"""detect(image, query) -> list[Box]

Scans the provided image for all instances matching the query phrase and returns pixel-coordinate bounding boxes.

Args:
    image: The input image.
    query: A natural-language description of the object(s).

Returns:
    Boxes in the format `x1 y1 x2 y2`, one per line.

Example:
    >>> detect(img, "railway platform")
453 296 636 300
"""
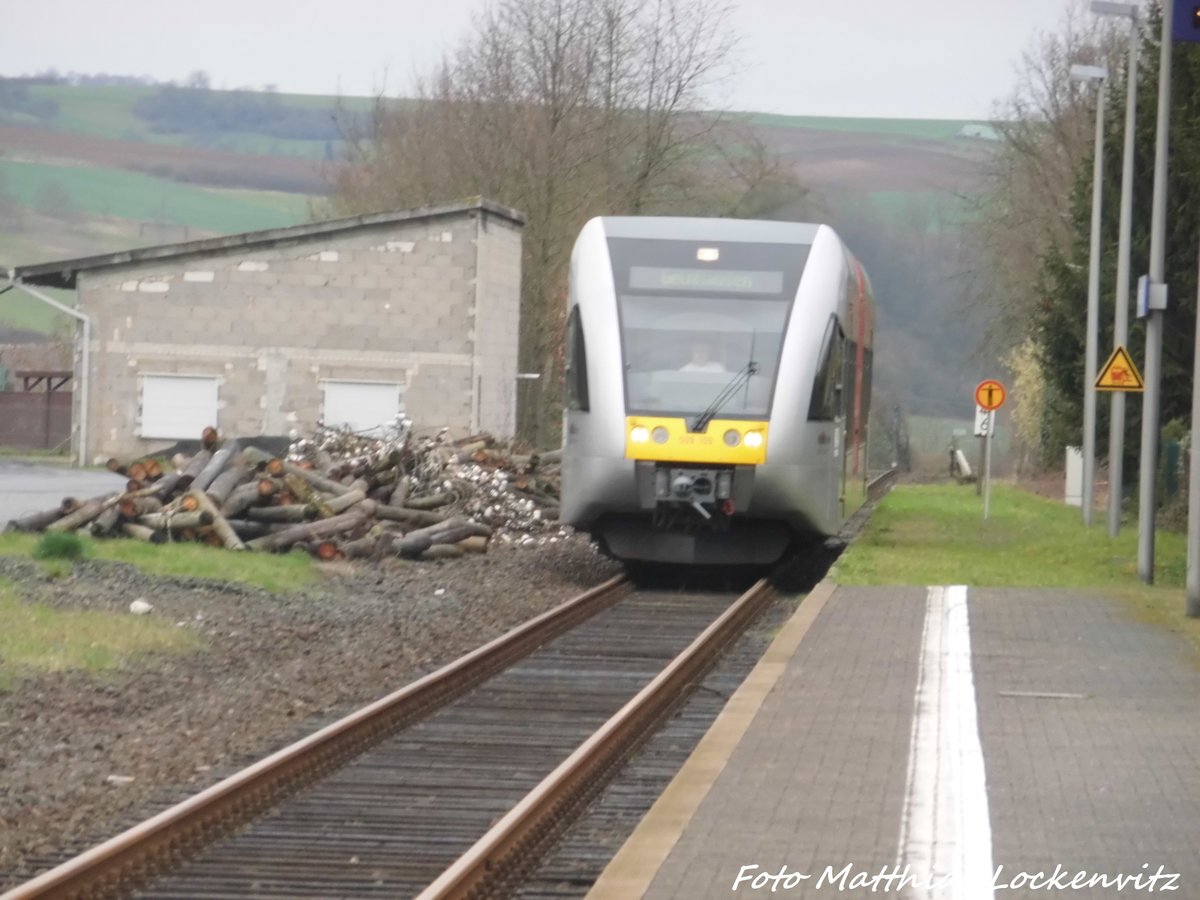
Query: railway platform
588 582 1200 898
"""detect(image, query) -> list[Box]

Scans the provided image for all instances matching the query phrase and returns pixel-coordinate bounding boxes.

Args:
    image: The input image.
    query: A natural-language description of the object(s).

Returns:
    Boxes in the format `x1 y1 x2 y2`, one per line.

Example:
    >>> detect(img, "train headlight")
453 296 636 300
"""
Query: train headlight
723 429 741 447
652 426 669 444
745 430 764 449
630 426 650 443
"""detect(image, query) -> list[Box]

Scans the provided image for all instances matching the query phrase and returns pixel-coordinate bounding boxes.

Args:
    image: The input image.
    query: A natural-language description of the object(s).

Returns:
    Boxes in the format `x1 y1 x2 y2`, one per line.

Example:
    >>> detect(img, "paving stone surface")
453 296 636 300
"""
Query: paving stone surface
634 586 1200 899
644 586 925 899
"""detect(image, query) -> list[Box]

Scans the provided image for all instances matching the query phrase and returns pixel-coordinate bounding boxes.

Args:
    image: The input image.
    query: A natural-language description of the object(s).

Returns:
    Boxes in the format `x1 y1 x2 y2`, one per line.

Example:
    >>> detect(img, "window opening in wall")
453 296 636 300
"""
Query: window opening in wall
320 380 404 436
139 374 219 439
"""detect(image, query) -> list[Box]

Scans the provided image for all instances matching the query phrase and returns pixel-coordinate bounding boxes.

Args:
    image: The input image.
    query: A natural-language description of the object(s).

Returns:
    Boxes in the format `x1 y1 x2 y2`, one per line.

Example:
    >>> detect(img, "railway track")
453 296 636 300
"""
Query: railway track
7 469 896 900
518 467 898 898
6 578 773 899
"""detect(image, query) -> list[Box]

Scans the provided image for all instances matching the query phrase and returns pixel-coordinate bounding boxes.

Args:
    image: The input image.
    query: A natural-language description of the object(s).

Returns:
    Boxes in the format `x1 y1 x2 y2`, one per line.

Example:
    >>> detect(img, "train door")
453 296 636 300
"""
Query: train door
810 313 847 526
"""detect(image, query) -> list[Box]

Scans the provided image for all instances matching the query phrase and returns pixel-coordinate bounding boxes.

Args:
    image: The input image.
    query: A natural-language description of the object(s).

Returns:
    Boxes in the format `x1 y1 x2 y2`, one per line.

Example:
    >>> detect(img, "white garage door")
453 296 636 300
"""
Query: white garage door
321 380 403 435
140 374 219 440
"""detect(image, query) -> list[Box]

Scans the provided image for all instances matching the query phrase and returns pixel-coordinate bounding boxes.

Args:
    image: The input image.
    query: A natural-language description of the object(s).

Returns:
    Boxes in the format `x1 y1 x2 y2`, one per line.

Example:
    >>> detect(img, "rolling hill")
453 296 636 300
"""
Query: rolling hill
0 78 999 425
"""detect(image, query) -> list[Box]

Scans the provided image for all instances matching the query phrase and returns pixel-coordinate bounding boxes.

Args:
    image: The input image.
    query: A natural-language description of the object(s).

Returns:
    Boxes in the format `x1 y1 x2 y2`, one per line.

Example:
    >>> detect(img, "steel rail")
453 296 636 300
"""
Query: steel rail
417 576 776 899
3 575 630 900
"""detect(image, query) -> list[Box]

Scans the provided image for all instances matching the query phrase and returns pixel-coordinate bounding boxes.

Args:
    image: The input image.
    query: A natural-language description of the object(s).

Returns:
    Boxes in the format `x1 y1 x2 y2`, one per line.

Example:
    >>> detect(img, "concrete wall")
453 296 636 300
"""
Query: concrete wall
75 207 522 462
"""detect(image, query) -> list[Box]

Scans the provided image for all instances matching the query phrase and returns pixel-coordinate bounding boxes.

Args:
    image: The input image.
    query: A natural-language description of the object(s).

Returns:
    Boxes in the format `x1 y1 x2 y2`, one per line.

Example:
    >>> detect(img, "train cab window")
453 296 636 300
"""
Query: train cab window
565 305 590 411
809 315 845 421
609 238 809 419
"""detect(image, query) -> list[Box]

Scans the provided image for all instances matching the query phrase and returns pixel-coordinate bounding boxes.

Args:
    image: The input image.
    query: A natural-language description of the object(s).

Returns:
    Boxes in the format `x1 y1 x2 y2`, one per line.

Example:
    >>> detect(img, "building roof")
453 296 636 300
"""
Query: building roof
9 197 525 290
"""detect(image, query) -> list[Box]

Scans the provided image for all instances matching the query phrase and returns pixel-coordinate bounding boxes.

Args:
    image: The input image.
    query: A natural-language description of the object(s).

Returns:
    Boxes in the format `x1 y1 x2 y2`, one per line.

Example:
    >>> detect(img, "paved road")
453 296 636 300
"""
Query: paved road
0 462 127 525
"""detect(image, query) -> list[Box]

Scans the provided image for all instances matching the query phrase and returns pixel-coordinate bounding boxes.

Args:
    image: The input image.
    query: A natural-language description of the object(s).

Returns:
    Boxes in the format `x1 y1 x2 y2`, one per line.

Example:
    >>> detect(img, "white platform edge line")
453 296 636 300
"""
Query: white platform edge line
898 585 995 899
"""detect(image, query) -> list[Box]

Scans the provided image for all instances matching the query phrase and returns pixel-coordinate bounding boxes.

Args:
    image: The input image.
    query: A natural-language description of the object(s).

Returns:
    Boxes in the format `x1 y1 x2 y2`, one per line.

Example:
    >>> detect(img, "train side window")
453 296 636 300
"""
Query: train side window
566 305 590 411
809 315 845 421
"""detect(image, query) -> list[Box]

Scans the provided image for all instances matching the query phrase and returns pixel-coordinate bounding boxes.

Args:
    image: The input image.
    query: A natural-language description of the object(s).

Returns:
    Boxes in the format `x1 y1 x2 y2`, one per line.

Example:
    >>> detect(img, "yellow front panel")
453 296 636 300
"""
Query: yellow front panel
625 416 768 465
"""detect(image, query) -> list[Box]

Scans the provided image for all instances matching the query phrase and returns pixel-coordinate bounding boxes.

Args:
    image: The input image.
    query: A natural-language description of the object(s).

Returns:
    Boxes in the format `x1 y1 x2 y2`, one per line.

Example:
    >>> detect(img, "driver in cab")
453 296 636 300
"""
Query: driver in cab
680 340 726 373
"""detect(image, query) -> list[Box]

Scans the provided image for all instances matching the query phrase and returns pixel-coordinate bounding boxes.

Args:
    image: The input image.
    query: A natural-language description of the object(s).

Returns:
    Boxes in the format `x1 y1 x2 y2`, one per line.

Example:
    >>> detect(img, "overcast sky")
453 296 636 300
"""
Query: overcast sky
6 0 1077 120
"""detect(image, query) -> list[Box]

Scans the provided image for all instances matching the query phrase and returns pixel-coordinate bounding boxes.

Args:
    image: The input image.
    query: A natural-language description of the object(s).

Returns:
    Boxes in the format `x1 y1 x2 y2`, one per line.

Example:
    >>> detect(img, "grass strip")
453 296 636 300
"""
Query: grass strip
0 577 199 689
835 482 1200 649
0 532 314 594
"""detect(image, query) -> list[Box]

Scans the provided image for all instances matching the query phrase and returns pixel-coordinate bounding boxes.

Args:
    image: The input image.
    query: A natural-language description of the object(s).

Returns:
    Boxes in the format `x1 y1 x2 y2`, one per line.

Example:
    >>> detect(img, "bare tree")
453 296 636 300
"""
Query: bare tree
327 0 796 441
963 0 1126 355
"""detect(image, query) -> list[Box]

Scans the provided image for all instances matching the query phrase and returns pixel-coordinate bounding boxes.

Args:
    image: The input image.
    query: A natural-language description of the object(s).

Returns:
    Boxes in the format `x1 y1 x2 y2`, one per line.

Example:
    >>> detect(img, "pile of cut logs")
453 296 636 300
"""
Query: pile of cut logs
5 425 563 562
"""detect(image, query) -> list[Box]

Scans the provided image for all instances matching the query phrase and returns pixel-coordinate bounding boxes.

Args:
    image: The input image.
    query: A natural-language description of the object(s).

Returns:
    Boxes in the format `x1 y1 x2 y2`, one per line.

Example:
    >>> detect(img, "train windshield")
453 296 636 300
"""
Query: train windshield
608 238 810 419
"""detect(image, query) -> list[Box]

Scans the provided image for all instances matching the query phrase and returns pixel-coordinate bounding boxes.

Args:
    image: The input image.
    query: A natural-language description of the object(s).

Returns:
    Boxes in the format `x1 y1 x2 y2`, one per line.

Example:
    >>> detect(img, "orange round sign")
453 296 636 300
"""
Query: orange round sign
975 379 1007 411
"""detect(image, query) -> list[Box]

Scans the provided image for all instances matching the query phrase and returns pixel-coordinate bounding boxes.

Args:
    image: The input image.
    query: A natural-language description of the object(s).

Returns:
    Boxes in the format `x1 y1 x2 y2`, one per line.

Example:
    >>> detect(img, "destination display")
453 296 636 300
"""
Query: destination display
629 266 784 295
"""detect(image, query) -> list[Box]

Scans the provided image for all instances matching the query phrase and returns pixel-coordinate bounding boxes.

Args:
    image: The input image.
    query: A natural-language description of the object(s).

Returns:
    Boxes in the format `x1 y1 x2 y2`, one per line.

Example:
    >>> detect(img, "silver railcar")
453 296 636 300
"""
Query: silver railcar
560 216 874 565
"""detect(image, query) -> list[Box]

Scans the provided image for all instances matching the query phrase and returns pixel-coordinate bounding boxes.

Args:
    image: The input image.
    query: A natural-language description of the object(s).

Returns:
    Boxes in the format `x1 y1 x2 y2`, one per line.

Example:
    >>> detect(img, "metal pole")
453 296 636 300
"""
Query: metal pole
976 435 984 496
1083 82 1106 527
1108 19 1140 537
1137 0 1173 583
1187 235 1200 615
983 429 993 520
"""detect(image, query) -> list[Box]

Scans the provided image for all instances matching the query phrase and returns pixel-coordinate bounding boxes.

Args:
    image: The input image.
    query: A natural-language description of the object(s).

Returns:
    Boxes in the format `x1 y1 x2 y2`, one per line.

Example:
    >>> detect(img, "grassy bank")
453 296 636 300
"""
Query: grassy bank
835 482 1197 646
0 532 315 594
0 577 198 689
836 483 1186 588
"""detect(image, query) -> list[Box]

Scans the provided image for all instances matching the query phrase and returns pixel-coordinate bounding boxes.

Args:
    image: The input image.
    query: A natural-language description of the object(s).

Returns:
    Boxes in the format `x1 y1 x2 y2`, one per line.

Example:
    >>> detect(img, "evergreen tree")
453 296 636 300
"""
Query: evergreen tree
1034 2 1200 488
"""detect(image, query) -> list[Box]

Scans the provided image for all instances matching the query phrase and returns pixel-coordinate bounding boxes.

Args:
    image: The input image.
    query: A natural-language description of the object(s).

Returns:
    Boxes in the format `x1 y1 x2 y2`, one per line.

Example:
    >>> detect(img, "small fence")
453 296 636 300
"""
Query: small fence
0 370 72 450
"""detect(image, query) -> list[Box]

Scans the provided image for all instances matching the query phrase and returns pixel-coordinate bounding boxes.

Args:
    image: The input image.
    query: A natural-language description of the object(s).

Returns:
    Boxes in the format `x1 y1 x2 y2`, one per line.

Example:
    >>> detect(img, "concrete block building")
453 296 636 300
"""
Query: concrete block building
10 199 524 463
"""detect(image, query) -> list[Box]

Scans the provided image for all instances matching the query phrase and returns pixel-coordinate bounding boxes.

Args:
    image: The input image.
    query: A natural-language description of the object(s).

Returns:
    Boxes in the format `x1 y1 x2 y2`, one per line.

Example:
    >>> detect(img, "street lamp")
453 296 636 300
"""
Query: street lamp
1091 0 1139 538
1070 63 1108 528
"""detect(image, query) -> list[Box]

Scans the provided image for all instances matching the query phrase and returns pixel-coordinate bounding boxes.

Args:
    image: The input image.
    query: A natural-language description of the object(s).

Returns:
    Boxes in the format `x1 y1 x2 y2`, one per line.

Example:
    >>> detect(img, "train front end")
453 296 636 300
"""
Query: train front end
561 217 855 566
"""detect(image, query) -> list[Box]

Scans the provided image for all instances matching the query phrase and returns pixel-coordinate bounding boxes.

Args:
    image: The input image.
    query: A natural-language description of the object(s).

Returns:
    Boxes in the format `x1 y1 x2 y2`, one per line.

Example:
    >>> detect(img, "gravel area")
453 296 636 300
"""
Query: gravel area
0 534 620 889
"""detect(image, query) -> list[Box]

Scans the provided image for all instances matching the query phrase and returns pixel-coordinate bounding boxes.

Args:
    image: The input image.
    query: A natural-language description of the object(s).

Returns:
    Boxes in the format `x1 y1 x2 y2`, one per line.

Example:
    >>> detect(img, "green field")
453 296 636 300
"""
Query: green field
14 83 985 155
0 155 314 338
740 112 989 140
0 160 310 233
17 84 155 138
16 84 375 158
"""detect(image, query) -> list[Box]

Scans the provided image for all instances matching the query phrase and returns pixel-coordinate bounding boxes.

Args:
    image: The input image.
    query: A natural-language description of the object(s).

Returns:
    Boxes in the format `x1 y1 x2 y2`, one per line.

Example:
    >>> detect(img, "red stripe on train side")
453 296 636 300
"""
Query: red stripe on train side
852 258 867 477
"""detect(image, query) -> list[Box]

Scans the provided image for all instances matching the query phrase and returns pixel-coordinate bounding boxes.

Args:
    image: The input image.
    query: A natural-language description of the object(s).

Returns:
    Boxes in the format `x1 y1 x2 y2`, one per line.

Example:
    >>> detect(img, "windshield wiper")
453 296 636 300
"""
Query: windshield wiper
691 361 758 433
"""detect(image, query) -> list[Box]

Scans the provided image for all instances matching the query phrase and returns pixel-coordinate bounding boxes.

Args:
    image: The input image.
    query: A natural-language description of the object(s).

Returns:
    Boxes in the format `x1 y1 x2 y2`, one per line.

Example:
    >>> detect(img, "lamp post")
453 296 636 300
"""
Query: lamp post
1091 0 1140 538
1171 0 1200 612
1136 0 1174 583
1070 63 1108 528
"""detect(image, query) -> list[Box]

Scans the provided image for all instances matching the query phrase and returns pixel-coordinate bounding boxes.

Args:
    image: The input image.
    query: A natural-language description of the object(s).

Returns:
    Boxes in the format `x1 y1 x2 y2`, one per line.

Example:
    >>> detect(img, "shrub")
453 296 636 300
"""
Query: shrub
32 532 85 562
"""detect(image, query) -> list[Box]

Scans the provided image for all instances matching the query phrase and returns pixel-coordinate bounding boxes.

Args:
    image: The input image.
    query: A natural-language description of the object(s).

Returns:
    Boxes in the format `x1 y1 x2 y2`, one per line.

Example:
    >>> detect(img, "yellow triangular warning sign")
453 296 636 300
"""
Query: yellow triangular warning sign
1095 345 1144 392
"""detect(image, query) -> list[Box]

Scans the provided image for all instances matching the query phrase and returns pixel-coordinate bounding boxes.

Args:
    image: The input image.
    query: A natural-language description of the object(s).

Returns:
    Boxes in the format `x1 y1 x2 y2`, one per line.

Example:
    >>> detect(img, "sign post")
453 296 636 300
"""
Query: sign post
974 380 1006 520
